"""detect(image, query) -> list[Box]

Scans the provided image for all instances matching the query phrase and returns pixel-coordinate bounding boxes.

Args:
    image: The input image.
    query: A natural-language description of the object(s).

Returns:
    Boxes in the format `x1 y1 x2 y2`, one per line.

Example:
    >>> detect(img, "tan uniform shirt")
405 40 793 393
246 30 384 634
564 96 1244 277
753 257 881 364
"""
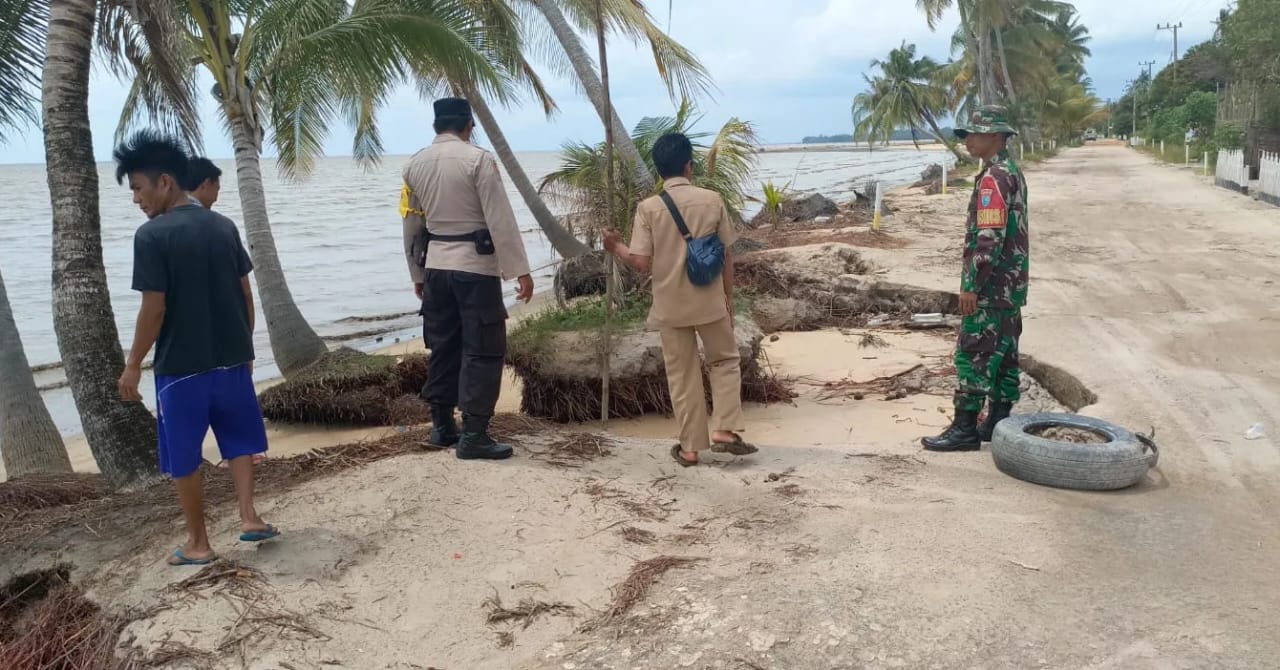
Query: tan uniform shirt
402 134 531 283
629 177 739 328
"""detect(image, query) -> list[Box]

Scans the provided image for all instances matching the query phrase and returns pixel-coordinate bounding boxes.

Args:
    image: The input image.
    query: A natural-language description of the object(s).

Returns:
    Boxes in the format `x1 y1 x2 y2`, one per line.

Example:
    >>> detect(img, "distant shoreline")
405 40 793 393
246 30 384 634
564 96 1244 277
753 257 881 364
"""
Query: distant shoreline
0 141 949 167
760 140 948 154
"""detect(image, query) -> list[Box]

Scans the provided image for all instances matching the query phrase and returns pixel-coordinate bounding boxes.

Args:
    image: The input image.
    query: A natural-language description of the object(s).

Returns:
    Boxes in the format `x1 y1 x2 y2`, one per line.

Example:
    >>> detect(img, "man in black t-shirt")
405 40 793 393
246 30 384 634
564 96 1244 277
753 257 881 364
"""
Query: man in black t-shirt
115 131 278 566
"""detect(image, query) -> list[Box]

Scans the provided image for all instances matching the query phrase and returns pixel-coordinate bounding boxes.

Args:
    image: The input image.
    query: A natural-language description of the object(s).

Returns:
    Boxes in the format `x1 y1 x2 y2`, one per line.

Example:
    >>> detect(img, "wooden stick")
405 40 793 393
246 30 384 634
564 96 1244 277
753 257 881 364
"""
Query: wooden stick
596 0 615 428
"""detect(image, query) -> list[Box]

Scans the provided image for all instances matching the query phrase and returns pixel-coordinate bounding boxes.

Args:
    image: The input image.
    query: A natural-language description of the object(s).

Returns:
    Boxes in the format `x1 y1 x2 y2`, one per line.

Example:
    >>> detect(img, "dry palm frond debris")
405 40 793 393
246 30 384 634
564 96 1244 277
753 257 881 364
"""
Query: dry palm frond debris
580 556 704 631
169 560 264 601
525 432 615 468
858 332 888 348
482 592 574 629
0 567 139 670
817 363 954 402
619 526 657 545
0 474 109 520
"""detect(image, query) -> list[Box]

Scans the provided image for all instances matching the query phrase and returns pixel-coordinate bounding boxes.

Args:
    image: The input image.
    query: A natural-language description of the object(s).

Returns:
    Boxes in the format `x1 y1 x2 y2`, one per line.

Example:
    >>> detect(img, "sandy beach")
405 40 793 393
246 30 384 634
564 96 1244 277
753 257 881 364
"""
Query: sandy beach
5 144 1280 668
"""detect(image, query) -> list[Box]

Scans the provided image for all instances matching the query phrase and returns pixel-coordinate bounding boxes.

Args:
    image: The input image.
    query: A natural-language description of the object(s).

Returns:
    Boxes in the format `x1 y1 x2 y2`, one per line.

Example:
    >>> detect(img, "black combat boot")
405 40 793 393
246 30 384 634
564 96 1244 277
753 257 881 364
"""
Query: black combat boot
429 404 459 447
456 414 514 460
922 409 983 452
978 401 1014 442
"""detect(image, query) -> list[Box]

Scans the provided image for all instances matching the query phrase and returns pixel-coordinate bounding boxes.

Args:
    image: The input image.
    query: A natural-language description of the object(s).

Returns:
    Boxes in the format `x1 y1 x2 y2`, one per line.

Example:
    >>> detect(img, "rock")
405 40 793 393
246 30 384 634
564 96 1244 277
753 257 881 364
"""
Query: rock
731 237 769 255
780 193 839 221
913 164 944 187
752 297 825 333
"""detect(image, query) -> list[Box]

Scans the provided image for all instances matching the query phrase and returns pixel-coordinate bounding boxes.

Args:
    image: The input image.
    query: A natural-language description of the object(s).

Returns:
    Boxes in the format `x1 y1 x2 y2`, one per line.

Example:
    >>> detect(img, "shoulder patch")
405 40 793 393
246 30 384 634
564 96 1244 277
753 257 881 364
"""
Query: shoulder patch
975 174 1007 230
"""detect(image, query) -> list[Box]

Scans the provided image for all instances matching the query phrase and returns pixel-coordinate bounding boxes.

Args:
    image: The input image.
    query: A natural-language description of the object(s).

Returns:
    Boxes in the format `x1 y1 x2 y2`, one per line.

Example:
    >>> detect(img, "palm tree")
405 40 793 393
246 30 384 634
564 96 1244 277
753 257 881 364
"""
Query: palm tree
434 1 591 259
0 266 71 478
539 101 758 240
525 0 712 195
919 0 1000 104
44 0 163 489
114 0 507 376
851 43 967 162
0 1 71 478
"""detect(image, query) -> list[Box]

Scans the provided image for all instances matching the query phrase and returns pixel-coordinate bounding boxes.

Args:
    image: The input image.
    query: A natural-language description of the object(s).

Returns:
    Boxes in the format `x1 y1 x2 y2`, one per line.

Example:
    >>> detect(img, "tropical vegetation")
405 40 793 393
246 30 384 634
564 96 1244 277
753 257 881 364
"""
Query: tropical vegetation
539 101 759 242
854 1 1107 156
109 0 523 376
1112 0 1280 164
851 42 966 162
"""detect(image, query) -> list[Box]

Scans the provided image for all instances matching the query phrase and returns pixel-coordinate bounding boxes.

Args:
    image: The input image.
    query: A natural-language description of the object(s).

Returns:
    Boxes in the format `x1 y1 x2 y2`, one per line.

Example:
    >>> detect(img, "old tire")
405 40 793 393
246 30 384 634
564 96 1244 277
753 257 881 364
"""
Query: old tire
991 413 1158 491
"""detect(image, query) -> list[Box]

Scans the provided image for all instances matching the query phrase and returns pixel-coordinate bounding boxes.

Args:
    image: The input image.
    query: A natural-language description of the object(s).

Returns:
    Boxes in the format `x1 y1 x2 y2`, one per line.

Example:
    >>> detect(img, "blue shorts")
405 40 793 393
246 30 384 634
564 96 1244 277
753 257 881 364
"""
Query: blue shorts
156 364 268 478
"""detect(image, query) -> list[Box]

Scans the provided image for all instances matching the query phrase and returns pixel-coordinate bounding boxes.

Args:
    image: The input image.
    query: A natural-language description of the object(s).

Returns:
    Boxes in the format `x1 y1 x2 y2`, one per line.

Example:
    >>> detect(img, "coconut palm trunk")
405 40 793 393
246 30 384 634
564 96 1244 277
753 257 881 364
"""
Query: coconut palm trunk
977 26 999 105
227 112 328 376
529 0 656 194
465 86 590 259
0 265 71 478
924 112 969 163
995 28 1017 102
43 0 158 489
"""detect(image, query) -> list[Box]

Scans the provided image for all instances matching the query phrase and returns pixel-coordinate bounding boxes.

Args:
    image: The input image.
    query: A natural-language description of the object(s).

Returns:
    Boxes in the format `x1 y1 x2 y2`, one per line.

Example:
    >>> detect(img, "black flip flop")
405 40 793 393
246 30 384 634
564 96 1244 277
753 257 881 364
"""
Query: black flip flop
670 444 698 467
710 435 759 456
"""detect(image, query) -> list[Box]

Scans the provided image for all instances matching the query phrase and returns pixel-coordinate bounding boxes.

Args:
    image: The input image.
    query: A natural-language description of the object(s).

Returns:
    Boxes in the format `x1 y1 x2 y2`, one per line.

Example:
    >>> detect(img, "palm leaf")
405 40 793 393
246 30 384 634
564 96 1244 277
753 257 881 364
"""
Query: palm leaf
0 0 44 140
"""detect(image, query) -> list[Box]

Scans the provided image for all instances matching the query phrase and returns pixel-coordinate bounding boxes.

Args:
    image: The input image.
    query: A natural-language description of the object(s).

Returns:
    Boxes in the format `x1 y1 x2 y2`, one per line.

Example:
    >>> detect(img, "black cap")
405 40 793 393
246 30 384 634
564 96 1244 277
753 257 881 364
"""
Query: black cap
433 97 472 120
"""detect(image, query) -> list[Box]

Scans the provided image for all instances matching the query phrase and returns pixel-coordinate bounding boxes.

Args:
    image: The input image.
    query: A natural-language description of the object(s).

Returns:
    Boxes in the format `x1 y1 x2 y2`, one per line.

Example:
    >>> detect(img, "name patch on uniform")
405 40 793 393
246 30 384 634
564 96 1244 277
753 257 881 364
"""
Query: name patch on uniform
975 175 1007 230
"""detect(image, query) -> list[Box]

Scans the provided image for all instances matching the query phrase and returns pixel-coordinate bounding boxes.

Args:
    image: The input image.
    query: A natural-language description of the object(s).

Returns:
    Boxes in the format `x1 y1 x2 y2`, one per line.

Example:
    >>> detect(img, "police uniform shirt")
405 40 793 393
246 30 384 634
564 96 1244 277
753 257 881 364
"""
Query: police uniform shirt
401 135 531 283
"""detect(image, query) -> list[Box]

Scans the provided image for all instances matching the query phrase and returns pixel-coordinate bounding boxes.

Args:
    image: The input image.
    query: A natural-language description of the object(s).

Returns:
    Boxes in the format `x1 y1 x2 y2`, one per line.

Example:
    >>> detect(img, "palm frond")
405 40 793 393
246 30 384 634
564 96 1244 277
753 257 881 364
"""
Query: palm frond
540 102 760 233
0 0 44 140
98 0 204 150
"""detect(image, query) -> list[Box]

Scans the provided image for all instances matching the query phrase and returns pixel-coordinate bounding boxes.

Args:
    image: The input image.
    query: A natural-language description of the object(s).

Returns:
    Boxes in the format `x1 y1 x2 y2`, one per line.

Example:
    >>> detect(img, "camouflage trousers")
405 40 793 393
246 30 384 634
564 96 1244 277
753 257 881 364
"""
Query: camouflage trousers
954 307 1022 412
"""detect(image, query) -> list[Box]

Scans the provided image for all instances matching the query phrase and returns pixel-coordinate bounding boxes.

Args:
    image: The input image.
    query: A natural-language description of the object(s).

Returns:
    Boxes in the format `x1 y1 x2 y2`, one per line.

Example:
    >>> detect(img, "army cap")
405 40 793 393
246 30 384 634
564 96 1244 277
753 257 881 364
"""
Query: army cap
954 105 1017 138
433 97 472 121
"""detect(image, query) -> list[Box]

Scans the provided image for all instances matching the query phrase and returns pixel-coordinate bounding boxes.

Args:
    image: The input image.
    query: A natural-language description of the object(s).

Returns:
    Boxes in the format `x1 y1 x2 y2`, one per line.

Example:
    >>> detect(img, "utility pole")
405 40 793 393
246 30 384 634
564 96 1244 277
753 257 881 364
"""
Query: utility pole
1126 79 1138 138
1157 22 1183 77
1139 60 1155 81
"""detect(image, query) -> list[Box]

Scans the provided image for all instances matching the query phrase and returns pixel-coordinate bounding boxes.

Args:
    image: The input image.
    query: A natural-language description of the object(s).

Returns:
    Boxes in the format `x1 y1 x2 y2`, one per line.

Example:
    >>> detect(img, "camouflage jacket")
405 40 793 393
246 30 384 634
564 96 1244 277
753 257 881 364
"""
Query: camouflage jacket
962 149 1029 308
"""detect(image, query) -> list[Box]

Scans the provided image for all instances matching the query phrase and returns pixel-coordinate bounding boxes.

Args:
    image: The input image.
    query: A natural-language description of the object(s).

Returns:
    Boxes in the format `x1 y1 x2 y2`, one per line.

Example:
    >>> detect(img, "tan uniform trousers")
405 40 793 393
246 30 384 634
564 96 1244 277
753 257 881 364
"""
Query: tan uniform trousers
659 316 745 453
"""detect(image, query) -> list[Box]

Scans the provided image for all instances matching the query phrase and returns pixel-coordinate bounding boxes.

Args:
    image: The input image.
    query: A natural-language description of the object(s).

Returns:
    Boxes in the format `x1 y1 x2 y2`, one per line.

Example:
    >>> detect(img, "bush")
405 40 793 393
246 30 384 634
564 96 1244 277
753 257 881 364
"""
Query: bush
1212 123 1245 152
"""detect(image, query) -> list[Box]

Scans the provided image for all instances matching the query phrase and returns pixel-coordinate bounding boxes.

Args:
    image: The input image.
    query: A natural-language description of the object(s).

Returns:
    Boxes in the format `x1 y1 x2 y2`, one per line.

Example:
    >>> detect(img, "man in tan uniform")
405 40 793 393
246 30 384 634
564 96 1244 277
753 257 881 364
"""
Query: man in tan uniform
402 97 533 460
604 133 757 466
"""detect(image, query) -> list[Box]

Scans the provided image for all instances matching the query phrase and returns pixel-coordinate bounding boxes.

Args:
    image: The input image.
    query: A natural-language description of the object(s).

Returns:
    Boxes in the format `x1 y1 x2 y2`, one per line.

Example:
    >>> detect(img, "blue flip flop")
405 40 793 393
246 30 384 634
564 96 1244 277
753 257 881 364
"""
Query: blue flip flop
239 524 280 543
168 548 215 566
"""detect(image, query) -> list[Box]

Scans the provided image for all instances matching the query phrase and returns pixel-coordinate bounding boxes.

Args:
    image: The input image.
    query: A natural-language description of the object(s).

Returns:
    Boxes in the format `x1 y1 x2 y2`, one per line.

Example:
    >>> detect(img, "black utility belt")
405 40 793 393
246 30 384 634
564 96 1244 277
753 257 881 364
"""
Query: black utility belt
412 228 496 267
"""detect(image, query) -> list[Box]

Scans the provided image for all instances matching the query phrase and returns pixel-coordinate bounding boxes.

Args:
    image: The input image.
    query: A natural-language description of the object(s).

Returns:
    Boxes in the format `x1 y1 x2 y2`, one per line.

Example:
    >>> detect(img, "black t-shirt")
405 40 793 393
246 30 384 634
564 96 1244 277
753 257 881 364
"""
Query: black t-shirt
131 205 255 376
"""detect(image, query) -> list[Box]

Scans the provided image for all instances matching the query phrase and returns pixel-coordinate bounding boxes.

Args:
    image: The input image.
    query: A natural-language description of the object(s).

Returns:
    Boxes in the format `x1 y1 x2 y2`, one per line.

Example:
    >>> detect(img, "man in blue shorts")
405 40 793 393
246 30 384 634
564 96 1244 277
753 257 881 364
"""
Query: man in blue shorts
115 131 277 566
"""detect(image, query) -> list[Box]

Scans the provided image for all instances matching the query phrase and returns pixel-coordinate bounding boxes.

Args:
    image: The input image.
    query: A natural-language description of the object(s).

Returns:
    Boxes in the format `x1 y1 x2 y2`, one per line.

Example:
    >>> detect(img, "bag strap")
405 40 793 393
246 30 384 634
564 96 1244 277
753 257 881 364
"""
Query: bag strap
658 191 693 240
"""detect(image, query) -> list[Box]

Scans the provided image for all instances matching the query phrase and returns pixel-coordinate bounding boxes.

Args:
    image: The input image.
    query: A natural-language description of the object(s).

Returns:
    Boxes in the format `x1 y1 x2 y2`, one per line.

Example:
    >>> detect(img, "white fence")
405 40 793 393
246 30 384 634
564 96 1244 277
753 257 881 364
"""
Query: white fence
1215 149 1249 194
1129 136 1143 147
1260 151 1280 207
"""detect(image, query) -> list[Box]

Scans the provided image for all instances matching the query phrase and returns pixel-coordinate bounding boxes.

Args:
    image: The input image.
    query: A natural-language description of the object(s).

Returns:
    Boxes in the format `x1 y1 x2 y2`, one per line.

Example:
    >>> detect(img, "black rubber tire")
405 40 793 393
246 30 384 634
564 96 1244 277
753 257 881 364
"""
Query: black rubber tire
990 413 1158 491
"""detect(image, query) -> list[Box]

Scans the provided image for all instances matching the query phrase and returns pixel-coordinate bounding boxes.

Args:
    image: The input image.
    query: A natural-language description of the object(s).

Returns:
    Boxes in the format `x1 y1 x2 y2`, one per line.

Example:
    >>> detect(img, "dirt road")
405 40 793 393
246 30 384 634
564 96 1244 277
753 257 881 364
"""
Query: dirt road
13 145 1280 669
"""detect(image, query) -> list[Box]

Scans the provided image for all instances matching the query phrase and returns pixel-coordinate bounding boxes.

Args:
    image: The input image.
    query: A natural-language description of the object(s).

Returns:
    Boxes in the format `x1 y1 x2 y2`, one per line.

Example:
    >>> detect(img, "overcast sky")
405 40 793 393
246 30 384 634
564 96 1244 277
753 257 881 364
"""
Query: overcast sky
0 0 1232 164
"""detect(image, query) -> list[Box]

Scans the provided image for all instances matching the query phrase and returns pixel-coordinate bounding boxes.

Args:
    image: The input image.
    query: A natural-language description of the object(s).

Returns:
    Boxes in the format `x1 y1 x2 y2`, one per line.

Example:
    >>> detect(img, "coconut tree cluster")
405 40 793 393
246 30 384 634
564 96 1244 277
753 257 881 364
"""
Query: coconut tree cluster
0 0 710 489
853 1 1106 152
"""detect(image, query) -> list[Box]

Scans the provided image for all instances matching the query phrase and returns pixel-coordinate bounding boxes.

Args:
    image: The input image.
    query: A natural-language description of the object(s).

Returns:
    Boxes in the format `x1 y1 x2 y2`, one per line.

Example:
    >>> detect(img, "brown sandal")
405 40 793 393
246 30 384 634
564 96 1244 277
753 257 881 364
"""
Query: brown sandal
670 444 698 467
710 435 759 456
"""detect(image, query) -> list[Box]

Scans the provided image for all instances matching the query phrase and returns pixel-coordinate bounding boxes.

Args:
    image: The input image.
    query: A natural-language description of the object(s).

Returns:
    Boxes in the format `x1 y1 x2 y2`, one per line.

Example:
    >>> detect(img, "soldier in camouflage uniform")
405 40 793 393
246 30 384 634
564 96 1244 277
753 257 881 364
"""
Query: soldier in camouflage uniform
923 105 1030 452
